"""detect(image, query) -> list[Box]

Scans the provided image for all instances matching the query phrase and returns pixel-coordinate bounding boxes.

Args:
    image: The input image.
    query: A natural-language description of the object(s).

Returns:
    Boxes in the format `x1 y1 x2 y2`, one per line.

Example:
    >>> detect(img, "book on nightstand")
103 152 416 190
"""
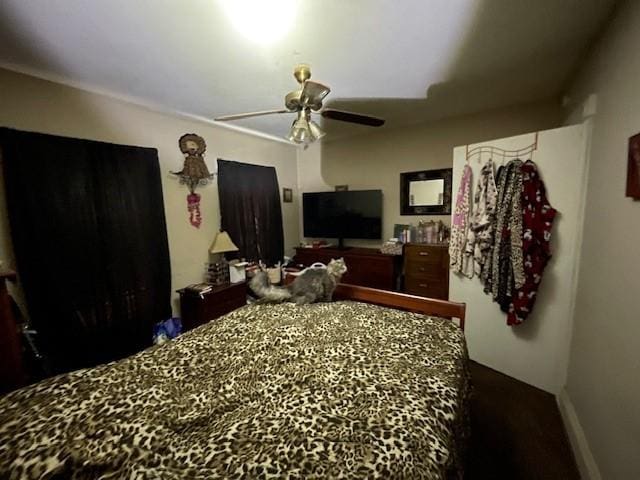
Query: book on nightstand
185 283 213 297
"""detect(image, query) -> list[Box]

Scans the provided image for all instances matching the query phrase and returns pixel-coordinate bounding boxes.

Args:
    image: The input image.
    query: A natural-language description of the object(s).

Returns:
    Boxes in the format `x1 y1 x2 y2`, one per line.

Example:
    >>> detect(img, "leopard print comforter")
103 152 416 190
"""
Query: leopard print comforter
0 301 469 479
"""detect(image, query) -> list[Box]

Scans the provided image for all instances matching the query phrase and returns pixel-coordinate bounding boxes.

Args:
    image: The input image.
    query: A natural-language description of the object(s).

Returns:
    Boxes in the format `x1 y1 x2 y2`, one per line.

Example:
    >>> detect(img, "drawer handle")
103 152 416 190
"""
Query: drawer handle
419 283 428 288
419 267 426 272
418 252 429 256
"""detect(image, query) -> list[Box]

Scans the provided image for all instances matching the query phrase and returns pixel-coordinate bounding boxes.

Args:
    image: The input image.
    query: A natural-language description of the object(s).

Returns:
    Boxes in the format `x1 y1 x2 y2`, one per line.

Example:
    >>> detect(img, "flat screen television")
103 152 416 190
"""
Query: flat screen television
303 190 382 248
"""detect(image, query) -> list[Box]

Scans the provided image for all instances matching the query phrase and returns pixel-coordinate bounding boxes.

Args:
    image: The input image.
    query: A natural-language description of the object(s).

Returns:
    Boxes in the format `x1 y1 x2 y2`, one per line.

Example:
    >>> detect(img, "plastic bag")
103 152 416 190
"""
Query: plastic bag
153 317 183 345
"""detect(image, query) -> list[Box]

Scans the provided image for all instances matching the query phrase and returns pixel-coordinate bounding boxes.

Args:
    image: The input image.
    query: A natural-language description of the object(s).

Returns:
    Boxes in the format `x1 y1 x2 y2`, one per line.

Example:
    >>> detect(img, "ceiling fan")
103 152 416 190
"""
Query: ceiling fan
214 64 385 144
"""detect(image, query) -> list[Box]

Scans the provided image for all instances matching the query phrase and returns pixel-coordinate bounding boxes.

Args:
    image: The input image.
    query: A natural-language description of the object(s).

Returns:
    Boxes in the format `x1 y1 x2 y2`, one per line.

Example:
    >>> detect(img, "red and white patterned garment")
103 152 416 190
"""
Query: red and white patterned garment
508 160 557 325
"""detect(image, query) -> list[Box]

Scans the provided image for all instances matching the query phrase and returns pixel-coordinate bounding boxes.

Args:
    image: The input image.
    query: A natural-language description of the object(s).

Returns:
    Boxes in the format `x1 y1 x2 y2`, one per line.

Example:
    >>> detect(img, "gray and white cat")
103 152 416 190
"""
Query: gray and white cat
250 258 347 305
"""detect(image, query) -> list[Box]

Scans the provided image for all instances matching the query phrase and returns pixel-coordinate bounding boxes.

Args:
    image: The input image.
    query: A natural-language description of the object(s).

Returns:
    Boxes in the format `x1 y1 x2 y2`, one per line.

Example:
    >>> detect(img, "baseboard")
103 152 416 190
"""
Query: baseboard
557 389 602 480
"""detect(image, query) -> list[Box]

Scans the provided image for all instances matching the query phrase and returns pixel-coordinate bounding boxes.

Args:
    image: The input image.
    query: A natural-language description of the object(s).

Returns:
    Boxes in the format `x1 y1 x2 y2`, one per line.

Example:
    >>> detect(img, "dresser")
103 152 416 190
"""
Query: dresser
177 282 246 332
294 247 400 291
403 244 449 300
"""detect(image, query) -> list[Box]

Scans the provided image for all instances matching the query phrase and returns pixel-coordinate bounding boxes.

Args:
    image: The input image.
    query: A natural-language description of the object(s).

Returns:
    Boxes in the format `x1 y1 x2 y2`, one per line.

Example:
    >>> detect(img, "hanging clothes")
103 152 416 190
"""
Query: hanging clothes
464 159 498 283
461 228 475 279
490 159 525 310
507 160 557 325
449 164 472 274
483 164 505 294
460 184 475 279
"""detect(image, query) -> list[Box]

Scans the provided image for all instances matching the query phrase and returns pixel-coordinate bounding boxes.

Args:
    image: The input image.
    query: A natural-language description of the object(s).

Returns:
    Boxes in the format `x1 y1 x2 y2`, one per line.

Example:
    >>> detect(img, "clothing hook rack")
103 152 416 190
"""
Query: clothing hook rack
466 132 538 164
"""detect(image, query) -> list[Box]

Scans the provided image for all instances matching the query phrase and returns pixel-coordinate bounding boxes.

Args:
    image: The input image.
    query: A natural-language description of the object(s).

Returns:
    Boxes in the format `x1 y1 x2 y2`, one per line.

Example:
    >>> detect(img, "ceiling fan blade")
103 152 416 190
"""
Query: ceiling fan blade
321 109 385 127
215 109 290 121
301 81 330 110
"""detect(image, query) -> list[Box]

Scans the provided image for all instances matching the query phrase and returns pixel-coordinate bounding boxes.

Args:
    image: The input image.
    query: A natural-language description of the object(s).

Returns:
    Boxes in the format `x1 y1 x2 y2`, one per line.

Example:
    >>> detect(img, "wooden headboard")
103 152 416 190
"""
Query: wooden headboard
334 283 466 331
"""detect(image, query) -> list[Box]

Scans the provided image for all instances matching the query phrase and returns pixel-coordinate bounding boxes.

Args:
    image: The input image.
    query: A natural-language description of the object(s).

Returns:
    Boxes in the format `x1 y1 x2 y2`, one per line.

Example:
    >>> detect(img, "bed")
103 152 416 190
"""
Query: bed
0 284 468 479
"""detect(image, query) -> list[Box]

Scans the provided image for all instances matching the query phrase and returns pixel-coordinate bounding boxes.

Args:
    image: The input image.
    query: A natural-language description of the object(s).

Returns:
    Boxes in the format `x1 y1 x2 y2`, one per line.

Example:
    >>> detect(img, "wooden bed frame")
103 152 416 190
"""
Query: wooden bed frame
334 283 466 331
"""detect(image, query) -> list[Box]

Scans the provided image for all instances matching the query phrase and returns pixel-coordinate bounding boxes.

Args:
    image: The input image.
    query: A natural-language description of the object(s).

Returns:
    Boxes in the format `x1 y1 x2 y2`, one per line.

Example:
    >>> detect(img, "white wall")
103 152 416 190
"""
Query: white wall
559 1 640 478
0 68 299 315
311 101 563 246
450 125 588 394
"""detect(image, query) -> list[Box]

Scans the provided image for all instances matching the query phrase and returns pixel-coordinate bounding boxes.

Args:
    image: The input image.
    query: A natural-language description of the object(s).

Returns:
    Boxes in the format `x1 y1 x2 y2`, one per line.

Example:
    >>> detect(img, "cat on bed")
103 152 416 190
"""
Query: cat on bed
250 258 347 305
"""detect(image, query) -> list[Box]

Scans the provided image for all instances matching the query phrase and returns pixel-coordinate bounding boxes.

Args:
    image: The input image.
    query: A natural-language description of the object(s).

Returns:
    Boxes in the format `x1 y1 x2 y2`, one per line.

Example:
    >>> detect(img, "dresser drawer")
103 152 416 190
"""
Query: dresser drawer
405 245 446 264
344 257 395 289
295 250 333 265
405 260 445 280
405 277 448 300
294 247 398 291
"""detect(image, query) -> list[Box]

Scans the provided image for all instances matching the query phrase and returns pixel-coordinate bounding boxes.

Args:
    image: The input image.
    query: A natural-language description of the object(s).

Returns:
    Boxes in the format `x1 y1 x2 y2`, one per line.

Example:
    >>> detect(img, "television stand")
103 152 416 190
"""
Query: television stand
335 238 352 250
294 246 400 291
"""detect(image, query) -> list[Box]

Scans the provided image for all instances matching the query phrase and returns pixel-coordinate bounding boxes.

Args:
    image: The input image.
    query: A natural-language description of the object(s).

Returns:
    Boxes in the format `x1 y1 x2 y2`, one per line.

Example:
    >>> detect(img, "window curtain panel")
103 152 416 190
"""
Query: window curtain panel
217 159 284 265
1 128 171 374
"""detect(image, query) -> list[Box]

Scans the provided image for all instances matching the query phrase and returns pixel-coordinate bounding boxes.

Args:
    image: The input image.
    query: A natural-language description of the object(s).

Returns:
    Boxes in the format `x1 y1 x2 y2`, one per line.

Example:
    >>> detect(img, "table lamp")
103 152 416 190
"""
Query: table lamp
208 231 239 285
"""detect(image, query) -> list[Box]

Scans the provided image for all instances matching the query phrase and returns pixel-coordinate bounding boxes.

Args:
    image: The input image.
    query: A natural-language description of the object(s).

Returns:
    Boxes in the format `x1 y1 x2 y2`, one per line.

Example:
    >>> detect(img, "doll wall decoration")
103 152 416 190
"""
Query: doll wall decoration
172 134 214 228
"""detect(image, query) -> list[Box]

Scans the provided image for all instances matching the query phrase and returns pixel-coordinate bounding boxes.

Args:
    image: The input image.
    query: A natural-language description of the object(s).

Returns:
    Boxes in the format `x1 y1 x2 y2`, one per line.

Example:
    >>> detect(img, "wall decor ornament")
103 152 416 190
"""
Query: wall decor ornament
172 134 214 228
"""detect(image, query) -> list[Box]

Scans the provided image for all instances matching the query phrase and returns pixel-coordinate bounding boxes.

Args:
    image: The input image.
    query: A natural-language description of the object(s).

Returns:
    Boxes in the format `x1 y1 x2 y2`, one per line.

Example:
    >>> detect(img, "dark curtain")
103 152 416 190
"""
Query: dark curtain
217 159 284 265
1 128 171 374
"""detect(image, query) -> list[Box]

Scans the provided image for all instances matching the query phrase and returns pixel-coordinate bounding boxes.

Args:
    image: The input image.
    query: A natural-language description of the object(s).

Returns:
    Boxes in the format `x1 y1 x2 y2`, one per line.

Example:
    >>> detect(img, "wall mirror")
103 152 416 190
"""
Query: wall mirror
400 168 452 215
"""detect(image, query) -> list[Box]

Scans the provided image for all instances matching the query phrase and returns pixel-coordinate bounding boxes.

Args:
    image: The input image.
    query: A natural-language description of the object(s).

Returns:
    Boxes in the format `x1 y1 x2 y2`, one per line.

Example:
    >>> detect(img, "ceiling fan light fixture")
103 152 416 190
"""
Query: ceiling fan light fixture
287 118 310 144
219 0 298 45
308 120 326 140
215 65 385 141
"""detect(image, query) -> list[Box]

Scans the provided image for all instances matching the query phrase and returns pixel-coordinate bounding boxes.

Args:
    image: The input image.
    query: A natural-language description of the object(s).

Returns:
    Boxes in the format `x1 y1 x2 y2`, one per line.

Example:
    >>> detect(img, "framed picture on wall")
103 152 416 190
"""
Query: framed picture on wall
282 187 293 203
627 133 640 199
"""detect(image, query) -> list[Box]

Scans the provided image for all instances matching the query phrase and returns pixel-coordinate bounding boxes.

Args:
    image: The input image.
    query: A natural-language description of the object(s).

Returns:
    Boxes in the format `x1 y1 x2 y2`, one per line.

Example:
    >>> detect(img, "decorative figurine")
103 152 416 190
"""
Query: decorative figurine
172 133 214 228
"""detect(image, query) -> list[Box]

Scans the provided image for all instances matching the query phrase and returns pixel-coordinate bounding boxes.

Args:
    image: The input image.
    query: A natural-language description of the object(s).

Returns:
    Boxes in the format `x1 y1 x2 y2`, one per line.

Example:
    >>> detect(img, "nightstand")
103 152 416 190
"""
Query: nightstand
177 282 246 332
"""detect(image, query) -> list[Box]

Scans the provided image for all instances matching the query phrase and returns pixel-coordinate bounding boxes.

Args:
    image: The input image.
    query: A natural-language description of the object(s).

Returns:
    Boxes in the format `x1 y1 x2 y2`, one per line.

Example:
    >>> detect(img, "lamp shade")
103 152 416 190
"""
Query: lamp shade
209 231 239 254
308 120 326 140
287 117 310 144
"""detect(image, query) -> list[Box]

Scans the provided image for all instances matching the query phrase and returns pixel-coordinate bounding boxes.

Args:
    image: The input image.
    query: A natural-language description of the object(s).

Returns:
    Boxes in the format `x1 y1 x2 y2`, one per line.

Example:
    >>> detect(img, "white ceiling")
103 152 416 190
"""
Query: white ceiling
0 0 617 142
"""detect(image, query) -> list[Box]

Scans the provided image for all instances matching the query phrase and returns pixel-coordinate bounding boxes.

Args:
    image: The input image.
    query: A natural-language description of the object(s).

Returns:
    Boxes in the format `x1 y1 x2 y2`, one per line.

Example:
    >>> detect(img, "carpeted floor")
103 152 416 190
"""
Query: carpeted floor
466 361 580 479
